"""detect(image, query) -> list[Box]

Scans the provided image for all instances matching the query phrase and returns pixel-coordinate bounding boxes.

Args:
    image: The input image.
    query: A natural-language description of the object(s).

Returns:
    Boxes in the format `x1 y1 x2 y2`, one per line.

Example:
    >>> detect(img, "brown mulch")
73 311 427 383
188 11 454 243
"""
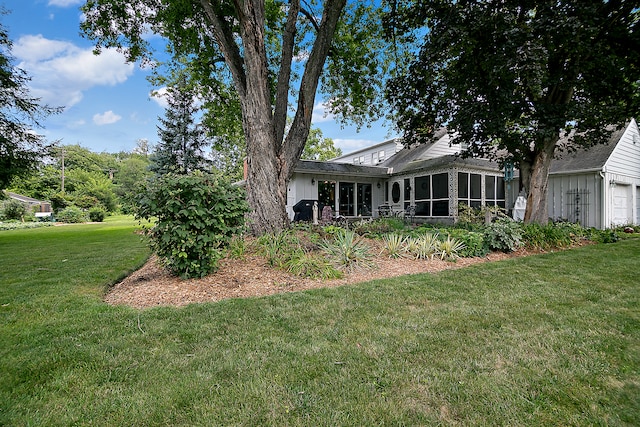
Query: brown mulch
106 238 541 309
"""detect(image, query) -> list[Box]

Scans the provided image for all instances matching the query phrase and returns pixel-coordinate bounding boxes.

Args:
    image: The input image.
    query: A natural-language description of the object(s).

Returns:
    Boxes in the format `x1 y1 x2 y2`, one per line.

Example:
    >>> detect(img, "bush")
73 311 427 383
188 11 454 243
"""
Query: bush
57 206 88 223
0 199 27 221
447 228 489 257
136 172 248 278
88 206 107 222
484 219 523 252
320 229 374 271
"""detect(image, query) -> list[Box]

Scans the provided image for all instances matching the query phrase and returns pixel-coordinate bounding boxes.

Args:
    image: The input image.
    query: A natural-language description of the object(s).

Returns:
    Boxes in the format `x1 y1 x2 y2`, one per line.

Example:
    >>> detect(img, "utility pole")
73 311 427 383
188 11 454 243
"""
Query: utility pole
60 147 65 193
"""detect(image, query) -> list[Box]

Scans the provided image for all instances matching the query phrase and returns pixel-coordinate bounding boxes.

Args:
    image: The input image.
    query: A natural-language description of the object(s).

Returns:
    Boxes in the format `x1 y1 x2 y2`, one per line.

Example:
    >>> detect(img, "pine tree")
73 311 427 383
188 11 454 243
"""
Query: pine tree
150 76 209 176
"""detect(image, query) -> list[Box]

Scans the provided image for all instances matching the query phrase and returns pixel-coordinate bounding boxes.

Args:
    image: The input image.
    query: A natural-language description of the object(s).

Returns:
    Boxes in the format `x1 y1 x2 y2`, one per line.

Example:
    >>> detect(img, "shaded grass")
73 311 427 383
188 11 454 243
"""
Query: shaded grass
0 221 638 426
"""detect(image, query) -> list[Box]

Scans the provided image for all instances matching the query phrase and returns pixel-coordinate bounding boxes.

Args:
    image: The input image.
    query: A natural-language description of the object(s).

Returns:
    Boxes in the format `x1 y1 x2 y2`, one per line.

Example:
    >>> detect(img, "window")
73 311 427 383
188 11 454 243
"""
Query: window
357 183 372 216
485 176 506 208
353 157 359 164
378 150 385 162
404 178 411 209
458 172 482 207
391 182 401 203
339 182 355 216
372 152 378 164
414 173 450 217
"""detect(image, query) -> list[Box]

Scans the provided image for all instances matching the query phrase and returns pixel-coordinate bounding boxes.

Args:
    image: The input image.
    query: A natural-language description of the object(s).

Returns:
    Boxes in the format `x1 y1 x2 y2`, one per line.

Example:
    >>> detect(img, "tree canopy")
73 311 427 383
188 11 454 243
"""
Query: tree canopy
0 11 61 190
386 0 640 223
81 0 392 234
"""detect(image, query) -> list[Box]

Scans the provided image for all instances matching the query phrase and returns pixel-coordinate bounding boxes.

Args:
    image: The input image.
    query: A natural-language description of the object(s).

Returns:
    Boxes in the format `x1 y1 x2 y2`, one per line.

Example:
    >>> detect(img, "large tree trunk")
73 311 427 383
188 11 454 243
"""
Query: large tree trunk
523 137 557 224
201 0 346 235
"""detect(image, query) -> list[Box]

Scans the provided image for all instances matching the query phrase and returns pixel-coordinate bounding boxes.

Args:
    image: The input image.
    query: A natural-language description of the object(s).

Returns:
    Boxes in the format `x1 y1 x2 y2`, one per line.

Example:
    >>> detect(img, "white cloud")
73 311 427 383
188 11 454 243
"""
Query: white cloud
67 119 86 129
13 34 135 108
333 138 377 153
312 101 335 123
150 87 169 108
48 0 84 7
93 110 122 125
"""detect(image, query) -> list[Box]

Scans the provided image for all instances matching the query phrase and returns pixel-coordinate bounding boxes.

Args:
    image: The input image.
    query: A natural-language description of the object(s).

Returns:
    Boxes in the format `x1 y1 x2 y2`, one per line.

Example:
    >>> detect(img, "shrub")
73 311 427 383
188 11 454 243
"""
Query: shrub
56 206 88 223
406 232 440 260
0 199 27 221
320 229 374 271
136 172 248 278
88 206 107 222
447 228 489 257
257 230 303 267
381 233 407 258
352 218 406 237
438 236 466 261
484 218 523 252
284 252 343 279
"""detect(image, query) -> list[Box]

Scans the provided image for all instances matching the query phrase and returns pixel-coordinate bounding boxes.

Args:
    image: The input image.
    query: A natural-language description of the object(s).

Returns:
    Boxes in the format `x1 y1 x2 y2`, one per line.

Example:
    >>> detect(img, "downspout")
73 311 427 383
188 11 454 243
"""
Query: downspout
599 166 607 230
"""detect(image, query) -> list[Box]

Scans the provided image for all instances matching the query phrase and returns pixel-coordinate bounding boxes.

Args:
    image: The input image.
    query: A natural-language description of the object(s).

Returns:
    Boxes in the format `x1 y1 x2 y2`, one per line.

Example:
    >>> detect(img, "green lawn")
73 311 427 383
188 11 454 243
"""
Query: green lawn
1 219 638 426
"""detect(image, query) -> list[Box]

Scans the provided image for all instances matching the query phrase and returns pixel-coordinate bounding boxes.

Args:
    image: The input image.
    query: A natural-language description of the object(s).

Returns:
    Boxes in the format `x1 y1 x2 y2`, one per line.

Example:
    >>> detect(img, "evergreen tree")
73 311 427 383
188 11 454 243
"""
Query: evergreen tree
150 76 209 176
0 10 61 189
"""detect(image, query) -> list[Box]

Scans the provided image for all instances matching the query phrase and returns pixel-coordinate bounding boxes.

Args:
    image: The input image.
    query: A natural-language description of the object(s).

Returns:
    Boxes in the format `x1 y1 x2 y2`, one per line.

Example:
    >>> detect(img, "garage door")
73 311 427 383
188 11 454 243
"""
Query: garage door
612 184 630 226
637 187 640 225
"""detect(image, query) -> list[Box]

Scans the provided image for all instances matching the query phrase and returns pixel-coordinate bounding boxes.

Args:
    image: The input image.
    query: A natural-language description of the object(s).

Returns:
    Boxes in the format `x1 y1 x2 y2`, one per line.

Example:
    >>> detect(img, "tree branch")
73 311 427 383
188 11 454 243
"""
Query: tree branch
274 0 301 146
282 0 346 174
199 0 247 98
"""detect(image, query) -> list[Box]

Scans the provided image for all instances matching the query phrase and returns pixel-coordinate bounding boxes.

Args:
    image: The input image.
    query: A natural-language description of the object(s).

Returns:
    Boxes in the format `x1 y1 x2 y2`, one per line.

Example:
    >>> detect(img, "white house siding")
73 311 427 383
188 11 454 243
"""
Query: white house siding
602 120 640 227
546 173 603 228
417 133 463 161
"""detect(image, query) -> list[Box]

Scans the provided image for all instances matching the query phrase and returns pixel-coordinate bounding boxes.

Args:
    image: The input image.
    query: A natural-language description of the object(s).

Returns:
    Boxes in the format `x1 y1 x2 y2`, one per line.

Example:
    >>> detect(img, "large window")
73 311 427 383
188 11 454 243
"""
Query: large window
414 172 450 217
458 172 482 207
485 175 506 208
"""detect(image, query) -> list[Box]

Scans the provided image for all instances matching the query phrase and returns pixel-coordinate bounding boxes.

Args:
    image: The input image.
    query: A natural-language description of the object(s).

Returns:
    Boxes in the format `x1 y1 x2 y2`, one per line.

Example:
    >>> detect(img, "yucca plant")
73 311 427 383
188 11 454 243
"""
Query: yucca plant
408 232 440 260
320 229 374 271
285 252 343 279
382 233 407 258
438 235 466 261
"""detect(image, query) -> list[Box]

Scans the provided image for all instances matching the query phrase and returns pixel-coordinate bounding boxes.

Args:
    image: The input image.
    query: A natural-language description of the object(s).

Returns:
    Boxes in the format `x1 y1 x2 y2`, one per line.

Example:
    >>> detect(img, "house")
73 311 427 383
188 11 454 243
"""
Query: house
287 119 640 229
287 129 506 223
4 191 53 218
509 119 640 229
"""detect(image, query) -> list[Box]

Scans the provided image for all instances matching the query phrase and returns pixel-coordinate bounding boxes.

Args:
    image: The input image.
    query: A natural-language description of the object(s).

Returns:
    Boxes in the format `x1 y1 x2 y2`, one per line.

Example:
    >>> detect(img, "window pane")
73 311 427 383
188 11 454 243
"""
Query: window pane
433 173 449 199
470 174 481 199
404 178 411 201
415 201 430 216
497 177 505 199
415 176 430 199
357 183 372 216
432 200 449 216
339 182 354 216
485 175 495 199
458 172 468 198
391 182 401 203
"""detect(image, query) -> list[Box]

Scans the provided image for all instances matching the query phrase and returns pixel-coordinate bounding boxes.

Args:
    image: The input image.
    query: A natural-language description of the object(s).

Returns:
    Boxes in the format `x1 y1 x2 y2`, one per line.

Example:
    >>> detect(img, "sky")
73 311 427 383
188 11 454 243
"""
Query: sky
3 0 396 156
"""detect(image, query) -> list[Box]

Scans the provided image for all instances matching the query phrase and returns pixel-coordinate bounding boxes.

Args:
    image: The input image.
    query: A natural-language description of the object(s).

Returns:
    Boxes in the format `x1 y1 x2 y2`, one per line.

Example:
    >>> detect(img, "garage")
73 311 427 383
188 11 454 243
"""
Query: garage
612 184 631 226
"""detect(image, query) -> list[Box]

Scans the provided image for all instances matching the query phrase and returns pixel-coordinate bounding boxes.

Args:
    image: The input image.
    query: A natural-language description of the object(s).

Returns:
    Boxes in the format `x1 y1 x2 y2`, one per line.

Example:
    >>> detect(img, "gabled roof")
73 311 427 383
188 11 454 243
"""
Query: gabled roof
389 154 500 176
5 191 43 204
295 159 389 177
550 126 627 174
380 128 449 170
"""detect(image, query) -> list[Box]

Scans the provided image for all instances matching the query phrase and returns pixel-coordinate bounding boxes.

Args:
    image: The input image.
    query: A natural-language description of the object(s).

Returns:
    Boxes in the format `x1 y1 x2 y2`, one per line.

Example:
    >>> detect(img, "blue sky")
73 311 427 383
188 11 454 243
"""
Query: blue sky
3 0 395 155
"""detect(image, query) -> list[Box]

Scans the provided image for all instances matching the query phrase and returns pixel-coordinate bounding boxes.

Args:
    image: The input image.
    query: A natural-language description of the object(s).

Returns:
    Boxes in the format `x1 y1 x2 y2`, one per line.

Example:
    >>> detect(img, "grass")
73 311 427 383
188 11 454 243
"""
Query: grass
1 219 639 426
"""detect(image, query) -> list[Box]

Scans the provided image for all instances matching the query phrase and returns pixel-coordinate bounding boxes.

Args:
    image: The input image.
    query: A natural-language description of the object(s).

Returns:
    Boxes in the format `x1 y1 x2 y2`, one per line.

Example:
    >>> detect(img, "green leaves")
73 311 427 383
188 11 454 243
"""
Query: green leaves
136 171 248 278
